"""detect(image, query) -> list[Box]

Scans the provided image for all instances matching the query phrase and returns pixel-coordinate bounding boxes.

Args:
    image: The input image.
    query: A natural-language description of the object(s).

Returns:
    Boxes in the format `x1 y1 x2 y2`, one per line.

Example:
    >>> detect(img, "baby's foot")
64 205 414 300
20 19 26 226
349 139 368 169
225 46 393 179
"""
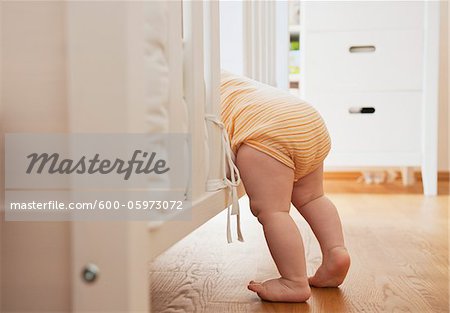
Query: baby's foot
309 246 350 287
247 277 311 302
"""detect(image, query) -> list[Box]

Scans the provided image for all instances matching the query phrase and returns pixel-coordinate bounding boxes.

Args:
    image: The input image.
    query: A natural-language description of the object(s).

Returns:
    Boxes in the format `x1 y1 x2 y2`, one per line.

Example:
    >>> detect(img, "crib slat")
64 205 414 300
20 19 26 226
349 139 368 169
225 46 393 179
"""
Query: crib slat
275 1 289 90
168 1 186 133
183 0 207 199
203 0 222 186
243 1 278 86
243 1 253 78
268 1 276 86
253 2 261 80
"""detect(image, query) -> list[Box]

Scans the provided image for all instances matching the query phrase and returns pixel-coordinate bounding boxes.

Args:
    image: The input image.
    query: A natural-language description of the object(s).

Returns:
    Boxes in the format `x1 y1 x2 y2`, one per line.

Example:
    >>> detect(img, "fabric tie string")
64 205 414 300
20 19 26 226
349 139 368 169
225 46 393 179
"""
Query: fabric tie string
205 114 244 243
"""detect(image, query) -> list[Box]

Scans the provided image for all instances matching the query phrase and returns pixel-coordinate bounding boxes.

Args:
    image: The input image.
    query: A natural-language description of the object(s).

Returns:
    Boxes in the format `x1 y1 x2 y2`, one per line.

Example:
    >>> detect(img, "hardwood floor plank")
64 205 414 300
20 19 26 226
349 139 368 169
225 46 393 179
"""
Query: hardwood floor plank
150 190 449 312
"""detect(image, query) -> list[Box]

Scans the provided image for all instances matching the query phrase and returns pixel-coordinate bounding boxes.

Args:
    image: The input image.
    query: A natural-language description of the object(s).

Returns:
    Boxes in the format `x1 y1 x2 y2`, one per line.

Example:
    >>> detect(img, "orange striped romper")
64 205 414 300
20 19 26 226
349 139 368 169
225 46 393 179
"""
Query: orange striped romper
220 71 331 182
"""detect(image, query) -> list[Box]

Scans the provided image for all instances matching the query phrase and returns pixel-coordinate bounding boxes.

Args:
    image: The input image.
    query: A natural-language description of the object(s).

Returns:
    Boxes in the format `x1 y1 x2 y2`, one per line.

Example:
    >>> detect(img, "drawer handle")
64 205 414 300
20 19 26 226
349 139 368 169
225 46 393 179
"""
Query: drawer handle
349 107 376 114
349 45 376 53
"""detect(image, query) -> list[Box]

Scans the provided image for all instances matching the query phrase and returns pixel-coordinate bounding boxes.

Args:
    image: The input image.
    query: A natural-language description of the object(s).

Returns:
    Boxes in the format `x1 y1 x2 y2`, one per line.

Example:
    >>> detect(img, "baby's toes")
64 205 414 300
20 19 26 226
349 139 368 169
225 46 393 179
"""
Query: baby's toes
249 280 262 285
247 282 264 294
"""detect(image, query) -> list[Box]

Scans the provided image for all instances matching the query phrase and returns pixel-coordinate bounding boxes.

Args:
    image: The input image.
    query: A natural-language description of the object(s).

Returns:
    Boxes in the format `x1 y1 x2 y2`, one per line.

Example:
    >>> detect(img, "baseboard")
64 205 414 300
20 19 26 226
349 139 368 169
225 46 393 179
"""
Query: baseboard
323 171 362 180
324 170 450 182
416 171 449 182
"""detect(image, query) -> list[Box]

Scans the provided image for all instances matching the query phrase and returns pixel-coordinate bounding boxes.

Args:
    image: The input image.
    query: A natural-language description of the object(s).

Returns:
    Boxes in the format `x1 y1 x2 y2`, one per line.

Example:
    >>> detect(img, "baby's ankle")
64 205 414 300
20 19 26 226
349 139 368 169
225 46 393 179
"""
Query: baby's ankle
324 246 348 257
281 276 309 287
309 246 350 287
279 277 312 298
323 246 350 269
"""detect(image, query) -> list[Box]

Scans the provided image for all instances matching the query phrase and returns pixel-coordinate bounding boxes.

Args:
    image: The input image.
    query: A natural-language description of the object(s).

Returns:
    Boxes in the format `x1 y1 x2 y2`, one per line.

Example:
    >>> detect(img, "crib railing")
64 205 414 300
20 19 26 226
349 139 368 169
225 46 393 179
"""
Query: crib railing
67 1 226 312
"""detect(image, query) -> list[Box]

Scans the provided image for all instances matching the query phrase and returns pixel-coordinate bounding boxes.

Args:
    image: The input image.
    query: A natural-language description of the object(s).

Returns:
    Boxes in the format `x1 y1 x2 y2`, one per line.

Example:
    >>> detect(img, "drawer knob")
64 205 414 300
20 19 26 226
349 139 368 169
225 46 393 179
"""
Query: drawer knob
349 45 376 53
82 263 99 283
349 107 375 114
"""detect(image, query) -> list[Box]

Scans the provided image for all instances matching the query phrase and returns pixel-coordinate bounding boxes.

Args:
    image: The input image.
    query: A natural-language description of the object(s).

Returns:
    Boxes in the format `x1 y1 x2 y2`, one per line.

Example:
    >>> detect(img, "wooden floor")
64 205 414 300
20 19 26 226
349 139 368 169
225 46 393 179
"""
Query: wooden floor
150 180 449 312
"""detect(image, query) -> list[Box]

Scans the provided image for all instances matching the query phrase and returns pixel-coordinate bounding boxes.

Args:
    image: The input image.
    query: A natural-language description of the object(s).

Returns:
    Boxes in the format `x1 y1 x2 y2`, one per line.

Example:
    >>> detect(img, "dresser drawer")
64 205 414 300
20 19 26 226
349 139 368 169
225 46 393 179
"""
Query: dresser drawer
307 92 422 155
304 30 423 93
302 1 424 32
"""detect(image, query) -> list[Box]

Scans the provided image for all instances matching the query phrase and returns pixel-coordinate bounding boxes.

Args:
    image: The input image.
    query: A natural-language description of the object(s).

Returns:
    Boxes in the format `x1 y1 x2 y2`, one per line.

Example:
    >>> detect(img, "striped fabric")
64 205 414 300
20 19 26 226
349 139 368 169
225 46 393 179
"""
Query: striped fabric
220 71 331 181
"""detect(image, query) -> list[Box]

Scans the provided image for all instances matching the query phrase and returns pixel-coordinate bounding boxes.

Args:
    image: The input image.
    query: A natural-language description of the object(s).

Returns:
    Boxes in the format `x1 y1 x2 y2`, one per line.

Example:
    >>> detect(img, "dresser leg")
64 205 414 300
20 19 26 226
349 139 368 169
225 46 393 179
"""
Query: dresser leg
420 0 440 196
421 166 438 196
401 167 416 186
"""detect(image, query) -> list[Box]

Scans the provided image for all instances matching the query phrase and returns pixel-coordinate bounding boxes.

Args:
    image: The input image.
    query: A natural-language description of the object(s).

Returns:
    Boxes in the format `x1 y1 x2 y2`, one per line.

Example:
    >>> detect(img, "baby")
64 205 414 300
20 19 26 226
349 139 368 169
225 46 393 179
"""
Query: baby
220 71 351 302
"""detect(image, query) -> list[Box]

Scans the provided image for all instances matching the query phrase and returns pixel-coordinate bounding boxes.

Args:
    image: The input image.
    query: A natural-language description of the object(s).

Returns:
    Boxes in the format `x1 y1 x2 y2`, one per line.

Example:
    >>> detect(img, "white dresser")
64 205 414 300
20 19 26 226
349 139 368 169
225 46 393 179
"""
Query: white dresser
300 1 441 195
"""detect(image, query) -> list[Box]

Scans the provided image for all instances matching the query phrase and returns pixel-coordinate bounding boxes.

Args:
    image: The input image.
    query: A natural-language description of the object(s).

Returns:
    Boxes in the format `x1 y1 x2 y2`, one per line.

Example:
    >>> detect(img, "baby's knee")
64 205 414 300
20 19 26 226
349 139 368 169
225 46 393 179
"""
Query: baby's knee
249 199 264 218
293 189 324 209
249 199 289 224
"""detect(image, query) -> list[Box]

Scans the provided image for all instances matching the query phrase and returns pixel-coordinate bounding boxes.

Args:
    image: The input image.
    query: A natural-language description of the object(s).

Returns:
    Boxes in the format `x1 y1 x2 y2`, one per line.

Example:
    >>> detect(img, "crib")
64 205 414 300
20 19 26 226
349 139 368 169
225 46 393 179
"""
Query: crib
65 1 243 311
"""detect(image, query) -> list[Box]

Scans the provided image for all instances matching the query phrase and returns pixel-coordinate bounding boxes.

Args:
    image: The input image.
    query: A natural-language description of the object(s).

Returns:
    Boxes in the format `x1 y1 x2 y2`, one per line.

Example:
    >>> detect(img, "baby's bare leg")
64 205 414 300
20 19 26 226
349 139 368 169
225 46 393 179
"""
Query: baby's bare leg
236 144 311 302
291 164 350 287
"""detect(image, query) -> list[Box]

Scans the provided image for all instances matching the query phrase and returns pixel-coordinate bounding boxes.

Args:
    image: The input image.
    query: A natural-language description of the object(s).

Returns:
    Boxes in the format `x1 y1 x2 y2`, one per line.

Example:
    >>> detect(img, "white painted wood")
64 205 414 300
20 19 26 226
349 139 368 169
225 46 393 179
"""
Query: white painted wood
203 0 223 186
299 1 308 99
163 1 189 204
0 2 4 311
305 30 424 93
148 185 245 259
402 167 416 186
267 1 273 85
261 1 267 83
421 1 440 196
71 221 150 312
183 0 207 200
66 2 157 311
64 0 241 310
242 0 252 77
268 1 277 86
251 2 260 80
243 1 277 86
275 1 289 90
2 0 241 311
309 91 422 156
167 1 186 133
219 1 244 75
147 0 247 260
303 1 424 32
302 1 439 195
